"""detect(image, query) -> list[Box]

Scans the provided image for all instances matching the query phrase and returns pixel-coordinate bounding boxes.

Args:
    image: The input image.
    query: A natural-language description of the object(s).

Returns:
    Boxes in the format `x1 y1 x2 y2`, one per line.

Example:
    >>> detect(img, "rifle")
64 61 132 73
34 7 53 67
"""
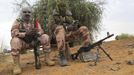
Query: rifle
19 28 41 69
71 34 114 61
33 15 41 69
18 14 41 69
33 39 41 69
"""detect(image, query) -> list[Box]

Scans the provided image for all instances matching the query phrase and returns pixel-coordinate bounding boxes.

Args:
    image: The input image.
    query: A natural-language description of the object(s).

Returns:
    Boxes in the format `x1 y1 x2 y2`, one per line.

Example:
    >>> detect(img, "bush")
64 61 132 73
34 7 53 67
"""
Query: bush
115 33 134 40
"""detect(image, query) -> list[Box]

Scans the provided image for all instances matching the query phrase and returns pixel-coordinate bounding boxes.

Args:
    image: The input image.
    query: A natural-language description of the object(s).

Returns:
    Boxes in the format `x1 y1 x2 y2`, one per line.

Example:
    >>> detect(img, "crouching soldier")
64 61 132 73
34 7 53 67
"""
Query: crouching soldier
69 26 91 60
48 0 91 66
10 6 55 75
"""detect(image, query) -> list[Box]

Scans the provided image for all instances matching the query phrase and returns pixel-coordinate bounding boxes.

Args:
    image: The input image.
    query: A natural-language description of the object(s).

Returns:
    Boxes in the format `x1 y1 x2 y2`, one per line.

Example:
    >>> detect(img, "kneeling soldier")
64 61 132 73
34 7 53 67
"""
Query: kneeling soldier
10 6 55 75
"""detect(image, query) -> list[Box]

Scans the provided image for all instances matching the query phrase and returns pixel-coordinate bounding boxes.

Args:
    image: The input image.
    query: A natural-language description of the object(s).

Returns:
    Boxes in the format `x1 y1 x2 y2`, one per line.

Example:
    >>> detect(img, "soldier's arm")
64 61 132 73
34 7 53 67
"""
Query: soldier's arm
82 34 91 46
11 20 26 38
77 27 90 46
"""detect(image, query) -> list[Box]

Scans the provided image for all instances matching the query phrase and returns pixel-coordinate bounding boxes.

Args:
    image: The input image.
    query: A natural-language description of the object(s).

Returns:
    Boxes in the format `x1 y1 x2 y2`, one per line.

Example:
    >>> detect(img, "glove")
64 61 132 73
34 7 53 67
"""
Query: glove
23 29 38 43
67 25 78 31
25 28 37 37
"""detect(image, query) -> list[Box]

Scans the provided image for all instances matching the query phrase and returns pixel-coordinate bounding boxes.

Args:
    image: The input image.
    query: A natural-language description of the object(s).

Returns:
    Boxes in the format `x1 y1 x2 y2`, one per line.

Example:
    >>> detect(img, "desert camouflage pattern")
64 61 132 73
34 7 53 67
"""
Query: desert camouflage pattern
47 0 91 65
54 25 66 51
78 26 91 47
49 10 91 51
10 6 55 74
10 19 55 75
10 20 51 55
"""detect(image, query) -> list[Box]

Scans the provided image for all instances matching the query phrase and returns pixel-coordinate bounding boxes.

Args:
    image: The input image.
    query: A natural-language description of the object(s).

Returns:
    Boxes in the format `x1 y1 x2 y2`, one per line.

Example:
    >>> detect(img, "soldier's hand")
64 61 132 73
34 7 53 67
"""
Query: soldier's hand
25 28 37 36
67 25 78 31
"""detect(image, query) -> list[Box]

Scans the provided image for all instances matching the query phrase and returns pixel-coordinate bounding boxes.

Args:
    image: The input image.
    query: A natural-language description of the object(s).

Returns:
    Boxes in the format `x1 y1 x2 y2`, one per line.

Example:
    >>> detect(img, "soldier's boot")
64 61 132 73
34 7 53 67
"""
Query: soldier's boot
59 51 68 66
44 52 55 66
13 56 21 75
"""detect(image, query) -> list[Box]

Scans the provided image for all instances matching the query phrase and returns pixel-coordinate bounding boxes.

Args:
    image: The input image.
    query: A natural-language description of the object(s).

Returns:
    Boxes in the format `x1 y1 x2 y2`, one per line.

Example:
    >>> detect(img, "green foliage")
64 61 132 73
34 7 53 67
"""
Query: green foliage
115 33 134 40
14 0 103 37
67 0 102 33
32 0 48 32
32 0 103 37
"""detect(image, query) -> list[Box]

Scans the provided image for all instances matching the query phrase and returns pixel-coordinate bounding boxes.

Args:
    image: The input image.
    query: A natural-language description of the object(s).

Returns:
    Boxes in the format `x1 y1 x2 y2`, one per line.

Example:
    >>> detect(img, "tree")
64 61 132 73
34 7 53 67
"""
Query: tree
32 0 49 32
14 0 103 35
13 0 103 40
33 0 103 39
67 0 103 34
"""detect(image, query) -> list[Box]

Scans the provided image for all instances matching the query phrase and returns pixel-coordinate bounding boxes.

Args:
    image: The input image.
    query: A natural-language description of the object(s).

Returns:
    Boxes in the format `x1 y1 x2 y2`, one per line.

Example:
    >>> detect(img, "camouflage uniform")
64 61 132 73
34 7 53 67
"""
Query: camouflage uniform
48 3 91 66
10 7 54 75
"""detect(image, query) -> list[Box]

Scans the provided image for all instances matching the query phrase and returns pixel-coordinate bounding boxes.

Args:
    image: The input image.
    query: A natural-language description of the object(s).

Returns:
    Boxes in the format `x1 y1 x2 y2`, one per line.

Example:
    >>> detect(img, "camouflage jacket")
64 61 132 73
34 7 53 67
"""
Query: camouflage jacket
11 18 44 38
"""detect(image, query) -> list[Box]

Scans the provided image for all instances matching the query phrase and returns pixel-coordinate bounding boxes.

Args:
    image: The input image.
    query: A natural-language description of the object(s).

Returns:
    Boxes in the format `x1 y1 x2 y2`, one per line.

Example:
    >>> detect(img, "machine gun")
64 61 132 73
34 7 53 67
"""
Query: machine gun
71 34 114 62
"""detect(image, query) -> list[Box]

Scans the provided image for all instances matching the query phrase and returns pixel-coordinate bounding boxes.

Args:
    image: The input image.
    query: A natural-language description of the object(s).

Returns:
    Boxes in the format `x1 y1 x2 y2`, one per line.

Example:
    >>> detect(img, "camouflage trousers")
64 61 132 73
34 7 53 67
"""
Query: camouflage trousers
54 25 90 51
10 34 51 56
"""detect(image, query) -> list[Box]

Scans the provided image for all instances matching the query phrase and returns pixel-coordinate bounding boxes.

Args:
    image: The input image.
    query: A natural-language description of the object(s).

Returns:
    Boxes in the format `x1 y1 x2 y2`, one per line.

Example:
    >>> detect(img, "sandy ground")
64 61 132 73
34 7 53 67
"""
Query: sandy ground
1 38 134 75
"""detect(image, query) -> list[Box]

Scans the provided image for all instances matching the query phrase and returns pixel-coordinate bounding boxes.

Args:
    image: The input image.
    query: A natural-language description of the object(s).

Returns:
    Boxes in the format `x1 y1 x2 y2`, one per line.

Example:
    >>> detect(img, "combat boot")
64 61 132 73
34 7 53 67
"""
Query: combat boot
13 57 21 75
44 52 55 66
59 51 68 66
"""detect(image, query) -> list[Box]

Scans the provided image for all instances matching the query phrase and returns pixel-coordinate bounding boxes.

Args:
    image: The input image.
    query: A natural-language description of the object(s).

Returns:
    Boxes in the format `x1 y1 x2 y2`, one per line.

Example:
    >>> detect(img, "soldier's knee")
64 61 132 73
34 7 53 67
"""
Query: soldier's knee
54 26 65 35
79 26 88 31
10 37 22 49
11 49 20 56
11 37 21 44
40 34 49 39
79 26 89 36
39 34 50 44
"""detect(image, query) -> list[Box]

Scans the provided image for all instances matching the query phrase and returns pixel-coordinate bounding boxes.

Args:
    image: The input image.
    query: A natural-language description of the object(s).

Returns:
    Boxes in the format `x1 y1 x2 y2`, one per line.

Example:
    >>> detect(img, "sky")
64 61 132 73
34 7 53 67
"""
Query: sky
0 0 134 50
0 0 36 50
99 0 134 40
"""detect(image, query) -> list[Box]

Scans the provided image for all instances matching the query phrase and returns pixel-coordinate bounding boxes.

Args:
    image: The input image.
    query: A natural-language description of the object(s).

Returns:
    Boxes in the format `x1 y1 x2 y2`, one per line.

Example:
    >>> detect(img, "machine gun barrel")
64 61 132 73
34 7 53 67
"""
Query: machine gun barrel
71 34 114 60
90 34 114 48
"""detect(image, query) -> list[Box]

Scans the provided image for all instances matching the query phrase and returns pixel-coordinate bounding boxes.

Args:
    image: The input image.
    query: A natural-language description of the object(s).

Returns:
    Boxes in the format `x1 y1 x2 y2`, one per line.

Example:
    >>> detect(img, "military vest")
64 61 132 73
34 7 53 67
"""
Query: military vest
16 18 34 32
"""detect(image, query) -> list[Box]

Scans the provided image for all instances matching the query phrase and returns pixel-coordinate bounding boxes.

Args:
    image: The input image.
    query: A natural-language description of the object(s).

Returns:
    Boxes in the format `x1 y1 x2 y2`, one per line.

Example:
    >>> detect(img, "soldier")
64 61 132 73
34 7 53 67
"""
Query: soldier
10 6 55 75
48 0 91 66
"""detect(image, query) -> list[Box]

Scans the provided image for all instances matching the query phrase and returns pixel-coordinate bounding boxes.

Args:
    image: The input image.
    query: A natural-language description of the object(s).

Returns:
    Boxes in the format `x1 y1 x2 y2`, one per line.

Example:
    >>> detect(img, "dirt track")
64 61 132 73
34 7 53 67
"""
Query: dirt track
1 39 134 75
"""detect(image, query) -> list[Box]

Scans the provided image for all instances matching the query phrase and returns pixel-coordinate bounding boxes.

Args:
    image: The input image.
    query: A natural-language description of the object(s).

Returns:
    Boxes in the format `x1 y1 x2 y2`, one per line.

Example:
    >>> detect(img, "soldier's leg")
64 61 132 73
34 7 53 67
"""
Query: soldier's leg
54 26 68 66
10 37 22 75
38 34 55 66
79 26 91 47
71 26 91 60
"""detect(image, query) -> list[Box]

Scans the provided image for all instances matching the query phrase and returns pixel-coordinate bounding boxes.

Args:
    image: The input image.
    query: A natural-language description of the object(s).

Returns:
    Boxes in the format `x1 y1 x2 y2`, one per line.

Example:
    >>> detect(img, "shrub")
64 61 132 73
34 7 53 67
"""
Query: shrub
115 33 134 40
